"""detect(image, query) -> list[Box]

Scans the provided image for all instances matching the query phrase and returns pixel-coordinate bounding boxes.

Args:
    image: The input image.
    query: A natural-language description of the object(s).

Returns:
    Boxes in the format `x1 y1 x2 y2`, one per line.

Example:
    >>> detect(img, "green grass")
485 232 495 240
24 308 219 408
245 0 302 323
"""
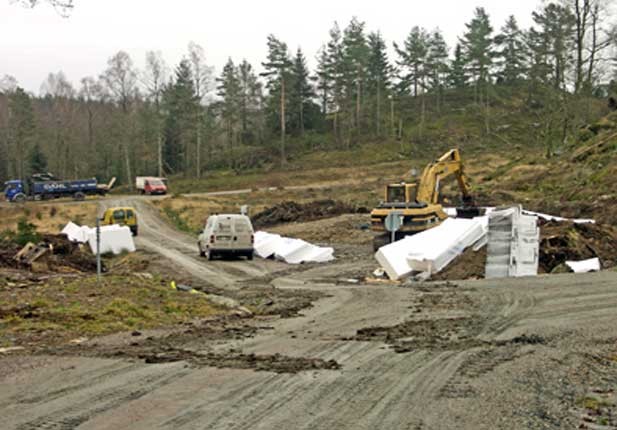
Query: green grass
0 274 224 345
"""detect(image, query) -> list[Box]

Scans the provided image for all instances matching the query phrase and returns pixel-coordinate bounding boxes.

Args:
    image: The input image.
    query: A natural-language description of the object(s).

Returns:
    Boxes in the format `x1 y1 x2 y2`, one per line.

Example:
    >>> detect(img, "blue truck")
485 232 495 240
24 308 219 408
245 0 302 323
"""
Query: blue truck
3 173 116 203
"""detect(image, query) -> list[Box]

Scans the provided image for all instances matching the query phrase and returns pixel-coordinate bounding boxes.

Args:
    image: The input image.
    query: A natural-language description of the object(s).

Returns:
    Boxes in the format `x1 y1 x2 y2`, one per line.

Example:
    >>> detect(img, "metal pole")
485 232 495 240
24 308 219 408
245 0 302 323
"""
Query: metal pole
96 216 101 284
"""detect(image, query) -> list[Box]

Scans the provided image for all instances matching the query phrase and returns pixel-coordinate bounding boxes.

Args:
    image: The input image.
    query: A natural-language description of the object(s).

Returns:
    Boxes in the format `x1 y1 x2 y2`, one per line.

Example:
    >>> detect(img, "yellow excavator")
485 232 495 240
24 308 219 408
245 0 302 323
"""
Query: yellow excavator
371 149 483 250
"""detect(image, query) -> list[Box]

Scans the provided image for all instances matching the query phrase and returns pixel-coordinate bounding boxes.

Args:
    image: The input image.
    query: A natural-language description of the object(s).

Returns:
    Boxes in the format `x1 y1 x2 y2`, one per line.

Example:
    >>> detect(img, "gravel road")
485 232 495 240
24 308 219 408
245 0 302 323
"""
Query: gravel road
1 199 616 429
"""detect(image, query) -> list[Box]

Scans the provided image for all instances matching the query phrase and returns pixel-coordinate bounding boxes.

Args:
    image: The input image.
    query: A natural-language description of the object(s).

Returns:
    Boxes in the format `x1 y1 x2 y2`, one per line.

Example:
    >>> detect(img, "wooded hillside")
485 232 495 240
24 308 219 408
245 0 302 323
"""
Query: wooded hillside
1 1 616 186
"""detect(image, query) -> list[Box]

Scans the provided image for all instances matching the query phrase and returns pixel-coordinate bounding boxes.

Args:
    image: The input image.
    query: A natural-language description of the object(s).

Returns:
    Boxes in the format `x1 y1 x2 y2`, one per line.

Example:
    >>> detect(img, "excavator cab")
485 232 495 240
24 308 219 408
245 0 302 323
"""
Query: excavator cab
384 183 417 205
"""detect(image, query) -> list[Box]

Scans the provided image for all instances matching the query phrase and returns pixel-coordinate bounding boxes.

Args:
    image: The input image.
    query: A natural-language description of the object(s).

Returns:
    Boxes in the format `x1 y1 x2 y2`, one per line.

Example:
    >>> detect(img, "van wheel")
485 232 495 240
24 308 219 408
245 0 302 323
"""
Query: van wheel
206 250 214 261
247 252 254 261
199 243 206 257
73 192 86 201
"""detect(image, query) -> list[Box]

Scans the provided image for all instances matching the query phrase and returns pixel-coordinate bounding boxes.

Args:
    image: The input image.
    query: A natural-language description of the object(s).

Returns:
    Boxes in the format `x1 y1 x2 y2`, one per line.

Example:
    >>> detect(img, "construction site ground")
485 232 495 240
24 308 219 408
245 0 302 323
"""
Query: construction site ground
1 195 616 429
4 129 617 429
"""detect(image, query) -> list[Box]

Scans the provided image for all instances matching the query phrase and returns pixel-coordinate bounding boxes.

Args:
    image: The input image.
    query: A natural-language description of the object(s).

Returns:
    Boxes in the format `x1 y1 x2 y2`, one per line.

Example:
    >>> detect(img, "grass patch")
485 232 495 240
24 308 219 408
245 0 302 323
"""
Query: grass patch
162 206 197 234
0 274 224 347
577 396 613 411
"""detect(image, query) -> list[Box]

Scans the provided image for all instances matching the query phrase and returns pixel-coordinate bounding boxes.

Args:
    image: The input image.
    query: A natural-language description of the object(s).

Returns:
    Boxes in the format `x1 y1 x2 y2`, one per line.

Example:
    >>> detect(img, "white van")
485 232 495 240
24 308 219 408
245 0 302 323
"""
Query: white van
198 214 254 260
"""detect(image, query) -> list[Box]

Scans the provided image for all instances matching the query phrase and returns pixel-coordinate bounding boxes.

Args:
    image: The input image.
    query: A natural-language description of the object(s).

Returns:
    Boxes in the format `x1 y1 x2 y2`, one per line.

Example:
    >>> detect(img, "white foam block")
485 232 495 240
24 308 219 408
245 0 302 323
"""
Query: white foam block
566 258 601 273
62 222 90 243
255 231 335 264
87 225 136 255
376 217 487 280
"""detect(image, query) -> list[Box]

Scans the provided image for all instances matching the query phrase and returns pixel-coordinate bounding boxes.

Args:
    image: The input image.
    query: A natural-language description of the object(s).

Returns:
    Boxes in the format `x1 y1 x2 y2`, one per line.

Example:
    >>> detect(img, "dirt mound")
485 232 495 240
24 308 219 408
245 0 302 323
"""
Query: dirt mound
539 221 617 273
0 235 99 273
432 220 617 281
432 247 487 281
252 199 368 228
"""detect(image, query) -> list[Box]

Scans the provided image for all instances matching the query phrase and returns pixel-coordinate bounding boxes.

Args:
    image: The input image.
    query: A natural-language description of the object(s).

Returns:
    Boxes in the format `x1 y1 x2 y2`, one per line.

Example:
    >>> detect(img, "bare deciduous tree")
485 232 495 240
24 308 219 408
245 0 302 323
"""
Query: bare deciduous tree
187 41 213 178
142 51 169 177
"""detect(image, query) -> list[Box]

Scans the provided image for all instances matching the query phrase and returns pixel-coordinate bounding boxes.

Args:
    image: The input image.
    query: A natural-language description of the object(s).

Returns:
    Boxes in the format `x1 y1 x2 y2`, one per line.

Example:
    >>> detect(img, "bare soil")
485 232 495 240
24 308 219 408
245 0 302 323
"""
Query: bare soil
251 199 368 229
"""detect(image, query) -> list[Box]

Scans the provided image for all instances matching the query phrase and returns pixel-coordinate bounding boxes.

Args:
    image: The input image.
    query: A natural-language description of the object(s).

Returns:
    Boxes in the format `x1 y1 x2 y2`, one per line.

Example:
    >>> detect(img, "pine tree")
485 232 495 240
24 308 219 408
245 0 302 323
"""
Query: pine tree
366 31 392 135
341 17 369 132
8 87 36 179
237 59 263 144
495 16 528 84
531 4 575 90
426 29 449 111
448 43 468 88
261 34 292 165
395 26 430 96
216 58 240 166
162 59 199 174
462 7 495 91
28 142 47 173
289 48 315 136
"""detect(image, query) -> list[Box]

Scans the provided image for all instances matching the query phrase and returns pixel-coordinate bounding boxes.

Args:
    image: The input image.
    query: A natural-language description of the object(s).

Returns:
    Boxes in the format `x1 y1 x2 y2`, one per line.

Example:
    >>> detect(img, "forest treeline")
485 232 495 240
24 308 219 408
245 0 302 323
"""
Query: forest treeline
1 1 616 185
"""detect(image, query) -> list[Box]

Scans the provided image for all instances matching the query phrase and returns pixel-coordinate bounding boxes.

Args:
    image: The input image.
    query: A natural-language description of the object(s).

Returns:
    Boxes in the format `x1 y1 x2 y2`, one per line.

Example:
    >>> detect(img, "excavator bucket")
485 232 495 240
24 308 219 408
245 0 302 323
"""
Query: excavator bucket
456 206 485 219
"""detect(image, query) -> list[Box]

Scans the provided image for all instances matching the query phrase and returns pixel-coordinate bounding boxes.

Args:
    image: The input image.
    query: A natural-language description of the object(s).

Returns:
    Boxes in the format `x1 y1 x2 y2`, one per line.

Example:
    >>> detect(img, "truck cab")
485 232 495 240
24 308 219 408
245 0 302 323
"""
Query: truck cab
3 180 25 202
144 178 167 195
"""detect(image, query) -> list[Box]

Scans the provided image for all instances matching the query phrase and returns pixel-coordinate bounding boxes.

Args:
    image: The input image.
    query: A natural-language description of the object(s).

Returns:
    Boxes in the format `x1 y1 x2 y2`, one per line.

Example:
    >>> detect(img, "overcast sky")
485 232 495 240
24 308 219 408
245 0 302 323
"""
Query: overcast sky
1 0 542 94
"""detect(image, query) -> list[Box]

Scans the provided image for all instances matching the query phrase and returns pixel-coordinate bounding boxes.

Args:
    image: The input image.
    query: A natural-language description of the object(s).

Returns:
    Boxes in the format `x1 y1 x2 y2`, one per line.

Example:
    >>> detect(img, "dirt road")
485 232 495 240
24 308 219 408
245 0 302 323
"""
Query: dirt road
1 200 616 429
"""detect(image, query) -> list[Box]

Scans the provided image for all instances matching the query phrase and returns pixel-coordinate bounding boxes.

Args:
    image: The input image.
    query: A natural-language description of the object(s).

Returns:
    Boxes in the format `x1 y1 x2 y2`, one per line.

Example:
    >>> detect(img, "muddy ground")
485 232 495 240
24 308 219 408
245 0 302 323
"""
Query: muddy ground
2 197 617 429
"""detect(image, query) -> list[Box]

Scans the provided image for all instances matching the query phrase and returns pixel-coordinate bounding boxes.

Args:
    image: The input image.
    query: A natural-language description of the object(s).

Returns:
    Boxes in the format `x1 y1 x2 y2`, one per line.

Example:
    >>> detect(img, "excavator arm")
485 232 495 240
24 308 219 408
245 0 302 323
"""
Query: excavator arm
416 149 474 205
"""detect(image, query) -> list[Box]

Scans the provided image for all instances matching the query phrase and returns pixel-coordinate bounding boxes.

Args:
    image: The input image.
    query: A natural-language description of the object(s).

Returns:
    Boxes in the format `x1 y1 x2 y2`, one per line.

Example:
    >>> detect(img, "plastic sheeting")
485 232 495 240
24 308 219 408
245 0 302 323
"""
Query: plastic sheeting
254 231 334 264
521 210 595 224
485 206 539 279
566 258 601 273
375 217 488 280
62 222 136 255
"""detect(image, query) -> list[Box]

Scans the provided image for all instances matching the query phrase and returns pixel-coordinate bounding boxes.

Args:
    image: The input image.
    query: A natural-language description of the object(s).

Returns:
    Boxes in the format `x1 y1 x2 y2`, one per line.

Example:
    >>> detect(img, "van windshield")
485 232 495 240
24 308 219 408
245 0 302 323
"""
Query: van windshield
113 210 125 220
148 180 164 186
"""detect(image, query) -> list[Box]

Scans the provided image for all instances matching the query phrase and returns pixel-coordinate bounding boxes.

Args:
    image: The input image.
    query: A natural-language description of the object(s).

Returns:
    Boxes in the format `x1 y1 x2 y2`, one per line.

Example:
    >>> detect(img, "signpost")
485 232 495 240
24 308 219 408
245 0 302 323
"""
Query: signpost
385 211 404 244
96 216 101 284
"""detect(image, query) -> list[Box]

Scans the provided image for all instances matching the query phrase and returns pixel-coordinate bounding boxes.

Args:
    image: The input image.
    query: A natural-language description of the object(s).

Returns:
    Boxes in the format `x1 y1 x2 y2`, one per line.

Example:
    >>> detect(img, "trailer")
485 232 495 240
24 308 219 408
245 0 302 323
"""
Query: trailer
3 173 116 203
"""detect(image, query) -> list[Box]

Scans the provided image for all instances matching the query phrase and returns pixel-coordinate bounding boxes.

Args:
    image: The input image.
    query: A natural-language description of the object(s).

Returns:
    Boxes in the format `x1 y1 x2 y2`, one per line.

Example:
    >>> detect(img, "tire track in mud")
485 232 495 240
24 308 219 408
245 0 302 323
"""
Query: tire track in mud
13 364 190 430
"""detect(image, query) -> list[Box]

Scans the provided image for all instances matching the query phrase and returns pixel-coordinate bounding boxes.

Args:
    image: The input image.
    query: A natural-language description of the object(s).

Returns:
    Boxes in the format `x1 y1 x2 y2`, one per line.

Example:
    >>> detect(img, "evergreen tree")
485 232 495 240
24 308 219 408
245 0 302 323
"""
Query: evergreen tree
341 17 369 131
162 59 199 174
366 31 392 135
395 26 430 96
462 7 495 89
8 87 36 178
216 58 240 165
448 43 468 88
289 48 315 136
426 30 449 95
237 59 263 144
28 142 47 173
531 4 575 90
261 34 292 164
495 16 528 84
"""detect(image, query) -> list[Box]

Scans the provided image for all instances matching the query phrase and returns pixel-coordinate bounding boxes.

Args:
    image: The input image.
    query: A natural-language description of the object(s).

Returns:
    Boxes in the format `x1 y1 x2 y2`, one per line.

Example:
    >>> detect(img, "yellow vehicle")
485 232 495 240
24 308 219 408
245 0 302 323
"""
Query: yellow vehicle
102 207 138 236
371 149 482 250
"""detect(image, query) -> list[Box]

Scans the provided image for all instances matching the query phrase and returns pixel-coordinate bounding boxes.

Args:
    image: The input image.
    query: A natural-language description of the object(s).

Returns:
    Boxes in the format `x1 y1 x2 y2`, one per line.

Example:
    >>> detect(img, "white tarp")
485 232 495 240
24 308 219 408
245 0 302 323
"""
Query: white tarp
521 210 595 224
254 231 334 264
62 222 136 255
566 258 601 273
375 217 487 280
253 231 284 259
